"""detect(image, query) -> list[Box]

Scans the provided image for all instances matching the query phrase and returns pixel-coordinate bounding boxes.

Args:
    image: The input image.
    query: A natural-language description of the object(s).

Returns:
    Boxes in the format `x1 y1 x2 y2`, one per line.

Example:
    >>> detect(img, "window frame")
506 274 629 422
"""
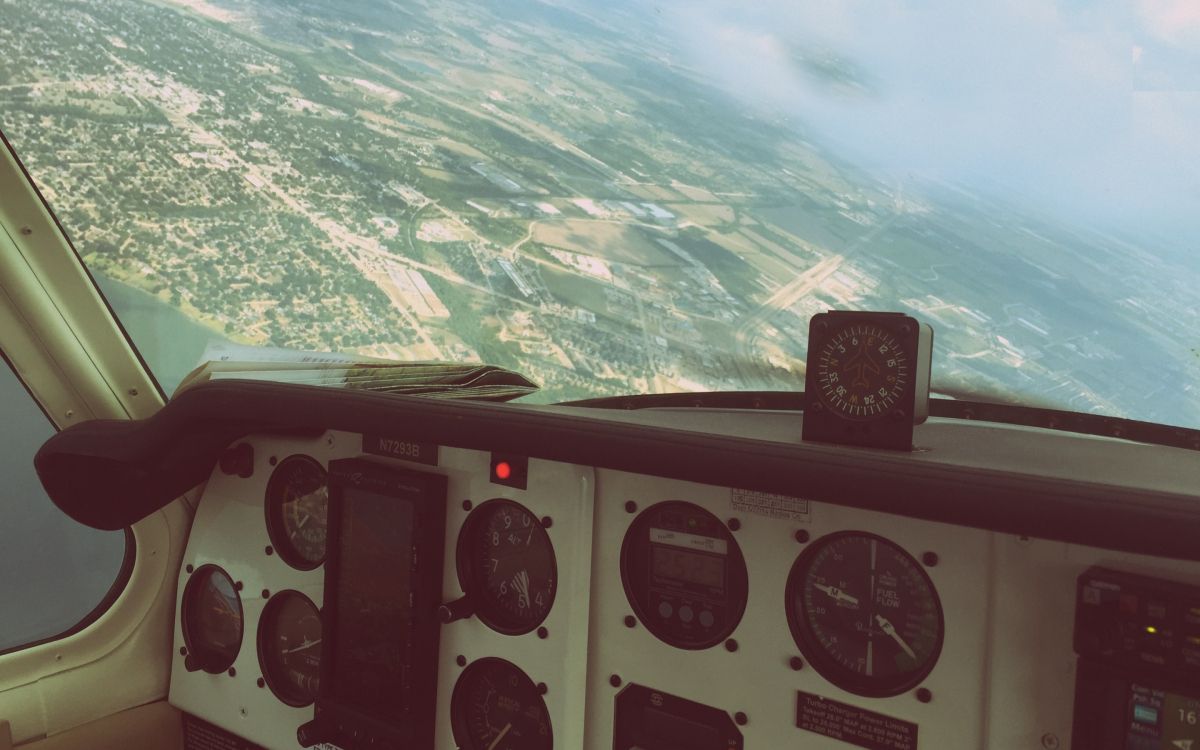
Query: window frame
0 346 136 656
0 118 181 746
0 342 139 656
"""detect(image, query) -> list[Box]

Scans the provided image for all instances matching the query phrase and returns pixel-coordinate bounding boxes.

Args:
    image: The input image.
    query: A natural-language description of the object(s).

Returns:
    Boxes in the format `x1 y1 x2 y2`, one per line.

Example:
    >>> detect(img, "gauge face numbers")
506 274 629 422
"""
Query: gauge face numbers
785 532 943 697
257 590 322 706
815 324 909 421
459 499 556 634
181 565 243 674
620 501 749 650
450 658 552 750
265 455 328 570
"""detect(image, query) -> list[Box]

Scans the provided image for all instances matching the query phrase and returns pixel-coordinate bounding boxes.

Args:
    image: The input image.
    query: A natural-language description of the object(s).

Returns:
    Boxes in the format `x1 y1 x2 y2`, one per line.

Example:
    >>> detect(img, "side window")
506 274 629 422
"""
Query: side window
0 352 131 654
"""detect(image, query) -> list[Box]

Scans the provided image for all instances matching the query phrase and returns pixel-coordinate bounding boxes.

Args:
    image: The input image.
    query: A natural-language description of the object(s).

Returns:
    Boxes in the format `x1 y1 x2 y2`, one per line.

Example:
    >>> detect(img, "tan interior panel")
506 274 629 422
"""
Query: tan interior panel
16 702 181 750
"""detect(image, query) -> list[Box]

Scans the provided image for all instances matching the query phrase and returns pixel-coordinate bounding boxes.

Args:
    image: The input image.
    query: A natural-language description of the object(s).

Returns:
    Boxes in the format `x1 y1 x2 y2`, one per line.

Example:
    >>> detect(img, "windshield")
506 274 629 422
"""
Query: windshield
1 1 1198 424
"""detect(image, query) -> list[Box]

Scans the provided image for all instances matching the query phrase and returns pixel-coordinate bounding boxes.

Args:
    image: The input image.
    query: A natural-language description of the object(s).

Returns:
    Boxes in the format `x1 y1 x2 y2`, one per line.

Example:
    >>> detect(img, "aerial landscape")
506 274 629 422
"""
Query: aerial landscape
0 0 1197 425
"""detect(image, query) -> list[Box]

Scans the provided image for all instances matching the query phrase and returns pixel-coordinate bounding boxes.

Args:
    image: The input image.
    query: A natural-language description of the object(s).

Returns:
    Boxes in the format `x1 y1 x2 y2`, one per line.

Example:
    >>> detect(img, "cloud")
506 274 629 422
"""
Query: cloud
1137 0 1200 46
661 0 1199 233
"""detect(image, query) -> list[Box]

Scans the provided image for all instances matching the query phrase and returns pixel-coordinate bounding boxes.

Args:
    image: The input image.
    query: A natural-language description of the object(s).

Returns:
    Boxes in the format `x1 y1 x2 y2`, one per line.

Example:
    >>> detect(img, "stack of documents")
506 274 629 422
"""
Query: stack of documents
176 344 538 402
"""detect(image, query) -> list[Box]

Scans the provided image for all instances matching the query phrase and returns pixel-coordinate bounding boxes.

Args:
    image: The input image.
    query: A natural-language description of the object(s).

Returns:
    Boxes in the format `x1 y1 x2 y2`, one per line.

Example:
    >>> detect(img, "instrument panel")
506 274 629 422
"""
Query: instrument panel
169 427 1200 750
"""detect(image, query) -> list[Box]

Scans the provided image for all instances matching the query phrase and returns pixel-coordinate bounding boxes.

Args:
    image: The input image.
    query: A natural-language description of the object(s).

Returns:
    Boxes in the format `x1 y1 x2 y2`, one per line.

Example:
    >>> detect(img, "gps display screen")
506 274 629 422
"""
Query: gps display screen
330 487 416 718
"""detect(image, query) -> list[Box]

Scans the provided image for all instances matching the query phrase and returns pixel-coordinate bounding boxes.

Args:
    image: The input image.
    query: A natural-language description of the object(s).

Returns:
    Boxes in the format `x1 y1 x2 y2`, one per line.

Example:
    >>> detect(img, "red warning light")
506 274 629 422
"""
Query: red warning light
494 461 512 480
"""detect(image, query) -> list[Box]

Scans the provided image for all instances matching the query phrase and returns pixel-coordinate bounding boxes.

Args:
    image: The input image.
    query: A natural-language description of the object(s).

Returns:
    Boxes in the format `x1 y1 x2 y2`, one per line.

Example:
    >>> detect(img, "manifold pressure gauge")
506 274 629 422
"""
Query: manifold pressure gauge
450 658 552 750
802 311 933 451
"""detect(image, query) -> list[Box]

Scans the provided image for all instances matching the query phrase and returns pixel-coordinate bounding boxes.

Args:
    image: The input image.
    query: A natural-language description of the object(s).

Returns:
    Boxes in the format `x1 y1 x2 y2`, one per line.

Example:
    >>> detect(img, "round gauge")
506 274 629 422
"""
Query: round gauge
265 455 328 570
814 323 909 420
181 565 243 674
450 658 552 750
785 531 944 697
457 499 557 635
619 501 748 650
257 590 322 706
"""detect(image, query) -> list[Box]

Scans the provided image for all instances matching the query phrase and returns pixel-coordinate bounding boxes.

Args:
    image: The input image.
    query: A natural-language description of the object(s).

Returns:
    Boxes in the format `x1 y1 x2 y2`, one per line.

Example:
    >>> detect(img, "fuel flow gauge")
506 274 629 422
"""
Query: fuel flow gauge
785 531 944 697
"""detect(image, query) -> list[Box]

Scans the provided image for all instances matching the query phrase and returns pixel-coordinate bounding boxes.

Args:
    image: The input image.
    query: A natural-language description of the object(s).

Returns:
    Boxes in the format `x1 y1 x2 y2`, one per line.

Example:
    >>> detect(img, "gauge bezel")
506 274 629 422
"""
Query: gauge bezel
256 589 321 707
181 564 243 674
784 530 945 698
449 657 552 750
456 498 557 635
619 500 749 651
264 454 328 571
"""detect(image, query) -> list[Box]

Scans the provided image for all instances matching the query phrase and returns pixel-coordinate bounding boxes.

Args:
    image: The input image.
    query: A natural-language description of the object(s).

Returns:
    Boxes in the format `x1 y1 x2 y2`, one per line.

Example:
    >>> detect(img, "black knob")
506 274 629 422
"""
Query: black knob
439 596 474 624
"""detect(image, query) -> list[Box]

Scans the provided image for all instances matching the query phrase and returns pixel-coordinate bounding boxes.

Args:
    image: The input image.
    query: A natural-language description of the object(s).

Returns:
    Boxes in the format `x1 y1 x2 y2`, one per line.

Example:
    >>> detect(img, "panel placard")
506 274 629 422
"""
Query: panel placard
796 691 918 750
361 433 439 466
183 714 265 750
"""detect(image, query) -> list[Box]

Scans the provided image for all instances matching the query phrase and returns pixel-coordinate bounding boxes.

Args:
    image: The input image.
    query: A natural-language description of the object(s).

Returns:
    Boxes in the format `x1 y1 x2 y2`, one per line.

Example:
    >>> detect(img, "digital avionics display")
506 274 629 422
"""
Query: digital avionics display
331 488 416 715
652 545 724 590
1126 684 1200 750
302 459 445 750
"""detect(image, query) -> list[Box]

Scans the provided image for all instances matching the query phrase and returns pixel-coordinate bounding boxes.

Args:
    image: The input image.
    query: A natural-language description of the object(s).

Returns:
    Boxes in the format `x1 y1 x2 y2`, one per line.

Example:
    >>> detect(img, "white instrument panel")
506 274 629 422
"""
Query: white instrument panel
170 429 1200 750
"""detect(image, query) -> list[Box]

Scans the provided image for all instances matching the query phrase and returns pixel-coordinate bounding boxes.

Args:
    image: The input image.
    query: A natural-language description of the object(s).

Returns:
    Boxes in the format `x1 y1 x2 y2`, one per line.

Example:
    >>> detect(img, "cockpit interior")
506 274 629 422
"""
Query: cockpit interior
1 2 1199 750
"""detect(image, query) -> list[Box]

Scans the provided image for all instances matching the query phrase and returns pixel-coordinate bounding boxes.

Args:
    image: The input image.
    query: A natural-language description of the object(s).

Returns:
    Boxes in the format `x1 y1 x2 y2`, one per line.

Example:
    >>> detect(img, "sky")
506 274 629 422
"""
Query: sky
657 0 1200 240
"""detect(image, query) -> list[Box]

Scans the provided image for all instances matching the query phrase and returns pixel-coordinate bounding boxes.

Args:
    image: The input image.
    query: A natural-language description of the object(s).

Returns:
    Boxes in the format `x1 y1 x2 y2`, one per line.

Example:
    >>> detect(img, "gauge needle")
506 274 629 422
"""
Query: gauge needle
875 615 917 660
282 638 322 655
296 513 310 529
814 583 860 606
486 723 512 750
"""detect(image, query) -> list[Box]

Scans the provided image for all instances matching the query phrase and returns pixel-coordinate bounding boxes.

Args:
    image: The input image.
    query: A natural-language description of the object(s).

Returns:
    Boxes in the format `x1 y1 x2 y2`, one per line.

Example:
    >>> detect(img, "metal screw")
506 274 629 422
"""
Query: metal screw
624 500 637 514
127 388 139 396
795 529 810 543
624 615 637 628
541 516 553 529
609 674 622 688
727 518 741 532
734 712 748 726
725 639 739 653
262 589 270 599
228 667 237 678
64 410 74 419
179 647 188 656
922 551 939 567
19 226 32 235
235 581 244 591
456 655 467 667
269 456 278 466
537 682 548 695
789 656 805 671
462 499 473 511
256 678 265 689
185 564 194 574
265 545 274 556
1041 733 1060 750
537 627 549 640
916 687 932 703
